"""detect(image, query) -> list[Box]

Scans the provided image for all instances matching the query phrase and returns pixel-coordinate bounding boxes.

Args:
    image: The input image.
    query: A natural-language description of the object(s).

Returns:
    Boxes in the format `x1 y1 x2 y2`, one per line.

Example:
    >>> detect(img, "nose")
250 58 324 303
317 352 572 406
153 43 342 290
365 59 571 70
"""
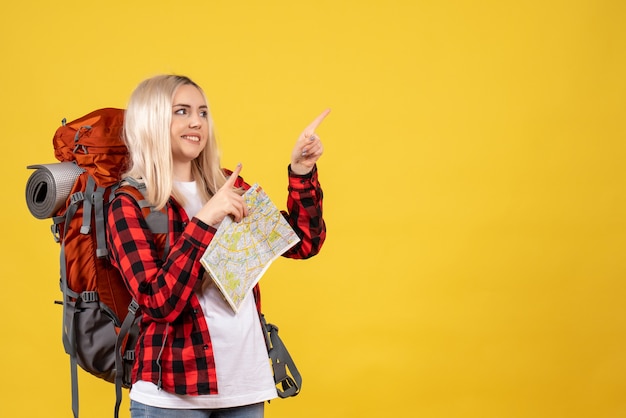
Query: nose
189 112 203 128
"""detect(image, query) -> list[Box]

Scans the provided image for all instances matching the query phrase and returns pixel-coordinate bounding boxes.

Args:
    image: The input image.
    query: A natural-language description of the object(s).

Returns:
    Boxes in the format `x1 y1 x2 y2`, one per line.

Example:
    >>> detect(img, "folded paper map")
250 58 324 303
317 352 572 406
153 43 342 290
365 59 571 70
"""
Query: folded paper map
200 184 300 312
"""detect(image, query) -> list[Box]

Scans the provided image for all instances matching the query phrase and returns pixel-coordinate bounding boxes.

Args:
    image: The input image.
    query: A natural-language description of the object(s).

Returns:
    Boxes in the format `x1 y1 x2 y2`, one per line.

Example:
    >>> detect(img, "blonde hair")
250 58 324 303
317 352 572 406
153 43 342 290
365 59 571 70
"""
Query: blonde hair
123 75 227 209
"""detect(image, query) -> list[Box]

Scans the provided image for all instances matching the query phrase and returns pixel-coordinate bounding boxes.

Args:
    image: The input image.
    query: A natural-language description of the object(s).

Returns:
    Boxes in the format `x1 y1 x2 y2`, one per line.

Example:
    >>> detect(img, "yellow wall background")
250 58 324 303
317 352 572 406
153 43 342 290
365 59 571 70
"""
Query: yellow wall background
1 1 625 417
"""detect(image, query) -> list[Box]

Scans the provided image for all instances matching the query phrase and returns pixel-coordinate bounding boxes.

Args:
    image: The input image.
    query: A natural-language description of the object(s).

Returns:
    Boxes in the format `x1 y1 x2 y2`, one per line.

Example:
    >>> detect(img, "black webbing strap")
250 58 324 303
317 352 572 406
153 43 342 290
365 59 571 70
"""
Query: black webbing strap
80 176 96 235
59 186 87 418
114 300 140 418
92 185 108 258
259 314 302 398
59 174 105 418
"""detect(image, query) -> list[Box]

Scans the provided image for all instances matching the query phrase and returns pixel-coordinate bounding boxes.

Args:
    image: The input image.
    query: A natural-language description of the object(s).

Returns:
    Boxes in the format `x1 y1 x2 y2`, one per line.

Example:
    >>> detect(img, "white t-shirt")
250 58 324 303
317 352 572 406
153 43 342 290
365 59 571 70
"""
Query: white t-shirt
129 180 277 409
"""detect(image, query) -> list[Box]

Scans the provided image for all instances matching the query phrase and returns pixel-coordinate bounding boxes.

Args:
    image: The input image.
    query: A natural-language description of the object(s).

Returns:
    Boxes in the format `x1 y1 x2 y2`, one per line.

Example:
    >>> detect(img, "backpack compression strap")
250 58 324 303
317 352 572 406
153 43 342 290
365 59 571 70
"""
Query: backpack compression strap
58 176 99 418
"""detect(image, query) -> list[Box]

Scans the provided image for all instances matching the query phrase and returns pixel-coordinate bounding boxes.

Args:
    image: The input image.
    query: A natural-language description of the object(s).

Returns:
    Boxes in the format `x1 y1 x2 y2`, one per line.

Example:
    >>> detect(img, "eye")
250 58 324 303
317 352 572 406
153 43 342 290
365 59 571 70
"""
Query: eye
200 110 208 118
174 107 187 115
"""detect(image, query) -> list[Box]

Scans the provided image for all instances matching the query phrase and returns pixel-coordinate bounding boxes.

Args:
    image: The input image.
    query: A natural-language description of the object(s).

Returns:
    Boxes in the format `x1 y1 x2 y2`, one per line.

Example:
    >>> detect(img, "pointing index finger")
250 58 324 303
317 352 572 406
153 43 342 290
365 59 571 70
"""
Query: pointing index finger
224 163 242 188
305 108 331 134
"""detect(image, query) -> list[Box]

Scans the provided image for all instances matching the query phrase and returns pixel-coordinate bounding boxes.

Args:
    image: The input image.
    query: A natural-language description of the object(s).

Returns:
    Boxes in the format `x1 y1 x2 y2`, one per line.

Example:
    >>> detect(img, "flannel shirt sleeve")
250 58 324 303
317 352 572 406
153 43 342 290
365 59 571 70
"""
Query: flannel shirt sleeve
282 164 326 259
107 194 215 323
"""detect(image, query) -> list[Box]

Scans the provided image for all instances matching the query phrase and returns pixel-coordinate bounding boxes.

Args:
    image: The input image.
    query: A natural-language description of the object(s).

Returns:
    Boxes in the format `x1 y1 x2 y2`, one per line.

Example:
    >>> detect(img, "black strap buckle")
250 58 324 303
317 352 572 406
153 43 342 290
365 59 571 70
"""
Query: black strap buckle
276 375 299 398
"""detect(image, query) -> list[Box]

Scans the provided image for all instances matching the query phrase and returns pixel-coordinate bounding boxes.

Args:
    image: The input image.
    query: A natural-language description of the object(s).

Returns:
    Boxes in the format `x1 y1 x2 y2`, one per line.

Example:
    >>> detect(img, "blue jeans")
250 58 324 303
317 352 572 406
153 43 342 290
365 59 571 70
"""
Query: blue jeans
130 400 264 418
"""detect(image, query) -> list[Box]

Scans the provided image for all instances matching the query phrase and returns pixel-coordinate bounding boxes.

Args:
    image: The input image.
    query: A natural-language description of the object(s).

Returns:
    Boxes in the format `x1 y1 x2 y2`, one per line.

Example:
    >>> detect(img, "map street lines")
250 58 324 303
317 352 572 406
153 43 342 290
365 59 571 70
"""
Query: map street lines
200 184 300 312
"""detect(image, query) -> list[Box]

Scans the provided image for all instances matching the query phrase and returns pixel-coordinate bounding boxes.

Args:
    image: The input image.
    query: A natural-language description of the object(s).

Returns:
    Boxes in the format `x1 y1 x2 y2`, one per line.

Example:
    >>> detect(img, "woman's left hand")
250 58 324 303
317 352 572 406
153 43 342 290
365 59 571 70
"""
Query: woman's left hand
290 109 331 175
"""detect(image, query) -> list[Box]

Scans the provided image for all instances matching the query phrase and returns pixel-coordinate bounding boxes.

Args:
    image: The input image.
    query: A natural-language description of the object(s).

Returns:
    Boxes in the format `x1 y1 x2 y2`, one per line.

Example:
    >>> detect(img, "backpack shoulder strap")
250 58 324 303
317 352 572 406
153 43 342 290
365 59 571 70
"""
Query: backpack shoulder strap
111 179 170 418
115 180 169 256
114 299 140 418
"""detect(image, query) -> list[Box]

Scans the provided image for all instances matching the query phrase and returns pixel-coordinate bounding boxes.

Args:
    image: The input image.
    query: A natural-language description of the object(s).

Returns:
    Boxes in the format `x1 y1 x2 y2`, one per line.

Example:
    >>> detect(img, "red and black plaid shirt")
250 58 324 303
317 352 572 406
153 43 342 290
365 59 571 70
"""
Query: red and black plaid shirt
106 166 326 396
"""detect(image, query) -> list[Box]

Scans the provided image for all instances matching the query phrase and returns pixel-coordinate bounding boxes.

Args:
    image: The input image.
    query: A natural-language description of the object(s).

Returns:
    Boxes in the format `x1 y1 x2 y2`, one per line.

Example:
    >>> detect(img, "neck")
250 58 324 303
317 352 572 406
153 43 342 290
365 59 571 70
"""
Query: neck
173 163 194 182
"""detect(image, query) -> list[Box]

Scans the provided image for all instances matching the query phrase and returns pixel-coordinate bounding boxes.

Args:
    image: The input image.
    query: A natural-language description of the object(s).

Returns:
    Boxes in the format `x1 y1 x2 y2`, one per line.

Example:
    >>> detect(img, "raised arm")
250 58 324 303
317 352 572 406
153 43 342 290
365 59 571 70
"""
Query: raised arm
283 109 331 258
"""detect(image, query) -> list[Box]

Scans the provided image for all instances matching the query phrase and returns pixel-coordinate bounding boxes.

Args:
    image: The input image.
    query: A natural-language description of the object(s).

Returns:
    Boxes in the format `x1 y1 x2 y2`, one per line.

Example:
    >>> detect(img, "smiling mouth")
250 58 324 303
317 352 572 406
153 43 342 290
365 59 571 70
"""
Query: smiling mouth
181 135 200 142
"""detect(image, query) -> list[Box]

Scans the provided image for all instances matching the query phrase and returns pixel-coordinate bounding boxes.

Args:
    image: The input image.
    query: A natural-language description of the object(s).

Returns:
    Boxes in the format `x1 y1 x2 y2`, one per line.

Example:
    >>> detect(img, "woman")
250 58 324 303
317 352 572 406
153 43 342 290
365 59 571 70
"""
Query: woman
106 74 328 418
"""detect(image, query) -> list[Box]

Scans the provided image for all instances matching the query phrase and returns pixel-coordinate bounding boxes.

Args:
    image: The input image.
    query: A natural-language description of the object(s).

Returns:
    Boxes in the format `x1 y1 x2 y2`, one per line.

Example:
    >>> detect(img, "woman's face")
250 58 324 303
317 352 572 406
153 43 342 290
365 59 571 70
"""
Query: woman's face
170 84 209 168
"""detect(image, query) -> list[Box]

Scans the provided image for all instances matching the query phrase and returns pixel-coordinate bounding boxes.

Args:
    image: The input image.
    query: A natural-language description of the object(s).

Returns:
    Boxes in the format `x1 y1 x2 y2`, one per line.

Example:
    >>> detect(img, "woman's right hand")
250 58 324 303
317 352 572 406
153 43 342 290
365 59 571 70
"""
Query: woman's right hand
195 163 248 226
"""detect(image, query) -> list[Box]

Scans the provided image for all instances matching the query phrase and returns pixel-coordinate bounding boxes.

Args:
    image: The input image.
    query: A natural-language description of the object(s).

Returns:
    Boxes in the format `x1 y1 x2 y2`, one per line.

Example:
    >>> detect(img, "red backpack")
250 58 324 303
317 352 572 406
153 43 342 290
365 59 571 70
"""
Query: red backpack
26 108 167 418
51 108 131 324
